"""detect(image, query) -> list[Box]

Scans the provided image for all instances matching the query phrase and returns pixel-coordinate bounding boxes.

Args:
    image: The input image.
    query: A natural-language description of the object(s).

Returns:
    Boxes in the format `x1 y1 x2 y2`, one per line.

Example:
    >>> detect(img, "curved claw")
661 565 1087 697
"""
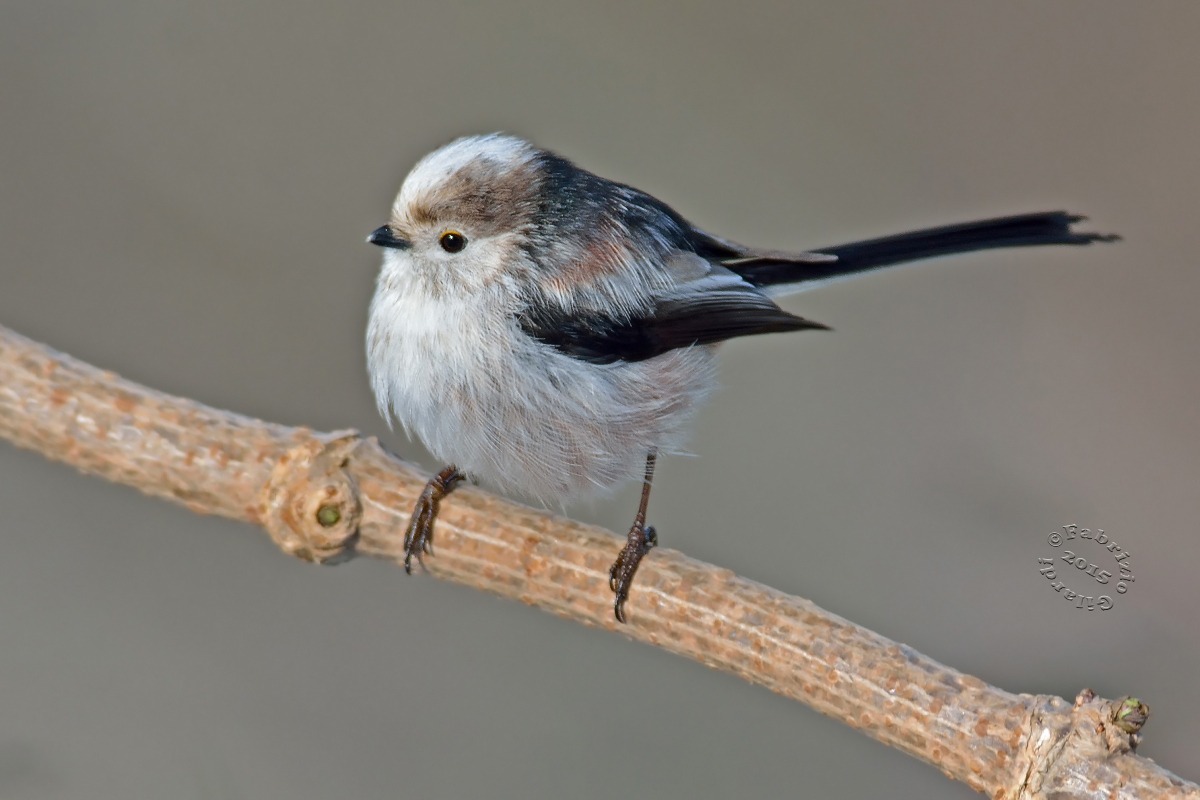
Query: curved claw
609 524 657 623
402 465 464 574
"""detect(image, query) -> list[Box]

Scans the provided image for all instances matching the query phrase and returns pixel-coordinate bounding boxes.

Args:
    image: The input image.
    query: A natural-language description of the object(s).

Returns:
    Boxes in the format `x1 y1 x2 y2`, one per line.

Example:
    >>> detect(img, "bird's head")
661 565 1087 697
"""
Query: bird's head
368 133 546 292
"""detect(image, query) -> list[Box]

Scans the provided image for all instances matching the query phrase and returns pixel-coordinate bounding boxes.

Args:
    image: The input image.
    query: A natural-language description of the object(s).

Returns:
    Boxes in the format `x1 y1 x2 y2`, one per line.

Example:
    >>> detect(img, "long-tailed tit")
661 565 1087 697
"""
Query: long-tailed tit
366 133 1116 622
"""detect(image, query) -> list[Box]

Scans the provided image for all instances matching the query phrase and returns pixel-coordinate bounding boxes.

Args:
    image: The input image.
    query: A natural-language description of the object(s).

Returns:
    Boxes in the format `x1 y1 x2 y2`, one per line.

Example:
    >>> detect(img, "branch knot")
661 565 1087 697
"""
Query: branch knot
1011 689 1152 799
260 431 363 563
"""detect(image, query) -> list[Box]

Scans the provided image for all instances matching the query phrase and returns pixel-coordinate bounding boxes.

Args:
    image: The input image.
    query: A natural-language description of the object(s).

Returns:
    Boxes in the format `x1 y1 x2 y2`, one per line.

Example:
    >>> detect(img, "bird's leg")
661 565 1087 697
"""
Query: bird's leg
609 451 659 623
403 464 465 574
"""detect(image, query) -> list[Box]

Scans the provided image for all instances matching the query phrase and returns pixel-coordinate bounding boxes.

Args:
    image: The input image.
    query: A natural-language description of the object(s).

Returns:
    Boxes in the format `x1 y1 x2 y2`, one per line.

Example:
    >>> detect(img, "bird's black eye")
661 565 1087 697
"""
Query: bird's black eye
439 230 467 253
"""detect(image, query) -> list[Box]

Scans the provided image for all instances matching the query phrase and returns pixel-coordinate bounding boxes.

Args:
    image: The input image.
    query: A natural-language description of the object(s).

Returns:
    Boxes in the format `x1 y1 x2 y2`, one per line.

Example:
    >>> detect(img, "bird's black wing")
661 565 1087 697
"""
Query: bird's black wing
518 273 827 365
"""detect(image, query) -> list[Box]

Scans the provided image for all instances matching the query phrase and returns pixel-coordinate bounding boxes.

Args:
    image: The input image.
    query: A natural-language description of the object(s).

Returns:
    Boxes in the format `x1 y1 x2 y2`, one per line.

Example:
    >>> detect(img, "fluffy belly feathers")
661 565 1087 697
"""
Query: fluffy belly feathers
368 283 716 503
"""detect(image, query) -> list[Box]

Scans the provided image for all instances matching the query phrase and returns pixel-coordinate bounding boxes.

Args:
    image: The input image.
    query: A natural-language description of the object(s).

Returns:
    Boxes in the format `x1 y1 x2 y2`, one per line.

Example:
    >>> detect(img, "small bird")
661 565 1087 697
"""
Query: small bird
366 133 1115 622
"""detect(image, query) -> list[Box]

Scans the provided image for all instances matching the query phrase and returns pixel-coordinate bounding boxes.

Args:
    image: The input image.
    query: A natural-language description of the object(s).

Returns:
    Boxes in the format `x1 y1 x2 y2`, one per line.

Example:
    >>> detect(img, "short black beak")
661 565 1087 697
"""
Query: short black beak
367 225 411 250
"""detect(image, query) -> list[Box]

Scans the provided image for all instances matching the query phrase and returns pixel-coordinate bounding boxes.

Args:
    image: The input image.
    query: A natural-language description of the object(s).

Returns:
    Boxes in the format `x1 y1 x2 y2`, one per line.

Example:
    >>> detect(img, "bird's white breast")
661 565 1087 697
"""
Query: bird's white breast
367 258 719 504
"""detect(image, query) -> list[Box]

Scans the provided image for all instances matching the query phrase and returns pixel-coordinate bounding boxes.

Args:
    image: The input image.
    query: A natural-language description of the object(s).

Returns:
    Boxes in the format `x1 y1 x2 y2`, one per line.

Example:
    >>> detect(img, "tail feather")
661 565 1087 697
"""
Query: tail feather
727 211 1119 289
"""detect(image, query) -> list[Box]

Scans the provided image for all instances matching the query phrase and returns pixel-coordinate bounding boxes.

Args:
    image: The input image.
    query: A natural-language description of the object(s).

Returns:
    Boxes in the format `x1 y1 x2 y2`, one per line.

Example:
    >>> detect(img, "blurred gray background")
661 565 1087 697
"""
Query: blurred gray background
2 2 1197 798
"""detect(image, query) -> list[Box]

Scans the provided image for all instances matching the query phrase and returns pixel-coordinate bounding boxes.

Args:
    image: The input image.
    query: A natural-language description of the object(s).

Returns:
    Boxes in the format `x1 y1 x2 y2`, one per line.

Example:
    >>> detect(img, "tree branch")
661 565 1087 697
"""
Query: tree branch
0 321 1193 799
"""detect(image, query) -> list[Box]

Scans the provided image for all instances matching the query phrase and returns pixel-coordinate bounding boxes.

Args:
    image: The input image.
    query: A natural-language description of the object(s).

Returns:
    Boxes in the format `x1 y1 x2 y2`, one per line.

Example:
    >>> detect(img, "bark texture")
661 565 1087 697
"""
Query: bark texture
0 323 1193 799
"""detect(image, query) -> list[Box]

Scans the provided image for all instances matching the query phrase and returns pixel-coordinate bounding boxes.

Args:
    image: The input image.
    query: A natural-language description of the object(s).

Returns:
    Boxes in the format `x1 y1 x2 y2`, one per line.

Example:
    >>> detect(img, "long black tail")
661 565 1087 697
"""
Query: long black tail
729 211 1118 288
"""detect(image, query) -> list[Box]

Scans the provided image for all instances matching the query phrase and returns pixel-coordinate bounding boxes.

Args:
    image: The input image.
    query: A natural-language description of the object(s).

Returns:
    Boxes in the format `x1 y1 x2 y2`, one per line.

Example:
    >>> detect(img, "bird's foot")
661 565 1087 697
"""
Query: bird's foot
403 465 464 574
608 523 658 623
